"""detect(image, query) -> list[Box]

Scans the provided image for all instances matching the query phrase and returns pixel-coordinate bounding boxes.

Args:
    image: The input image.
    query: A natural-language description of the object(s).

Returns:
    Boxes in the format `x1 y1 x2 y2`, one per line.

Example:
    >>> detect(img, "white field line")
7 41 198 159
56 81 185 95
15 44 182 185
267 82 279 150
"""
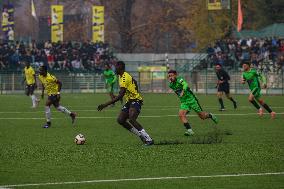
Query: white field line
0 112 283 120
0 172 283 188
0 106 284 114
0 108 176 114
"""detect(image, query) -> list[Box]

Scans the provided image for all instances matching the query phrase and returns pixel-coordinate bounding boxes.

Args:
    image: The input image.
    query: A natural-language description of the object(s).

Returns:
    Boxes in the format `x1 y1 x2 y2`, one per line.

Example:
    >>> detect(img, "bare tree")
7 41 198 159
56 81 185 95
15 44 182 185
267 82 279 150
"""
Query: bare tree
109 0 135 52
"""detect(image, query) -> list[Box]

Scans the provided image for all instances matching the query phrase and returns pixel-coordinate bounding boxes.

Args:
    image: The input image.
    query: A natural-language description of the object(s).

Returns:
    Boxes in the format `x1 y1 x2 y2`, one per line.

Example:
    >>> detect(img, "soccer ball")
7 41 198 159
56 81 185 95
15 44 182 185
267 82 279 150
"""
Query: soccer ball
74 134 86 145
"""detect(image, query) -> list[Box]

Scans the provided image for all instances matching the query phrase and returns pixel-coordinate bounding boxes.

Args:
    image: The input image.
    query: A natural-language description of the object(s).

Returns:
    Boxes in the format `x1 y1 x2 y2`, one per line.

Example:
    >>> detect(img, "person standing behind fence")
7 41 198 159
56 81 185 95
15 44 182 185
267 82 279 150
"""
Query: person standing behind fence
215 63 237 111
23 61 40 108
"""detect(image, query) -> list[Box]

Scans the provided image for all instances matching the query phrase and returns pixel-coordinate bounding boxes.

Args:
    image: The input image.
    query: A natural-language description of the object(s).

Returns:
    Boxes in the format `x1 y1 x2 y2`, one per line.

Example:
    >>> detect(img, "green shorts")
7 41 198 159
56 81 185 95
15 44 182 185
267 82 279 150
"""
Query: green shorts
106 82 114 93
251 88 261 99
180 98 203 113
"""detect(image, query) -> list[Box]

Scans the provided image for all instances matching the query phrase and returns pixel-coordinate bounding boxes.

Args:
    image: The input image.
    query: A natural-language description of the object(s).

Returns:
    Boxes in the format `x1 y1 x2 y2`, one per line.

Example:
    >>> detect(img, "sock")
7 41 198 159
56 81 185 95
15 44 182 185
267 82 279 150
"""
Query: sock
250 100 261 110
110 94 115 100
31 95 36 106
129 120 143 131
229 97 236 103
229 97 237 108
118 120 140 137
184 122 192 130
139 129 152 142
218 98 224 109
56 105 71 115
45 106 51 122
129 127 141 137
262 103 272 113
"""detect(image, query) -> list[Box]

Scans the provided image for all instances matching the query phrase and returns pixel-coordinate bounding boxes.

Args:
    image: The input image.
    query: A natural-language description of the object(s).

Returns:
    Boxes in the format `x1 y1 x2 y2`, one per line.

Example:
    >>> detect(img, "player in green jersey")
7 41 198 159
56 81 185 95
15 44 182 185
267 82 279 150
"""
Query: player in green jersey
103 64 119 103
241 61 276 118
168 70 218 136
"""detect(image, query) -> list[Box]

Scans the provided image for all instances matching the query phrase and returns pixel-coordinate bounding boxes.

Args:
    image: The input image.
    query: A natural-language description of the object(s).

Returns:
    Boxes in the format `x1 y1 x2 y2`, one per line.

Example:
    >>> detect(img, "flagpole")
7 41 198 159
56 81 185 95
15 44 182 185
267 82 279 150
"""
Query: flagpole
29 0 32 43
237 0 243 32
31 0 37 42
34 0 36 42
32 0 35 42
229 0 232 36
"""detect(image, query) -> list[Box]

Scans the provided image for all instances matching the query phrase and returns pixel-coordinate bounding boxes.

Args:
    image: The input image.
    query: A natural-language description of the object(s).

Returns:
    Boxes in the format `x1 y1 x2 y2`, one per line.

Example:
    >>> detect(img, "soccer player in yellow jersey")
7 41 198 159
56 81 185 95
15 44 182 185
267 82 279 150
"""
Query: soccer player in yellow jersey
98 61 154 146
38 66 77 128
23 61 39 108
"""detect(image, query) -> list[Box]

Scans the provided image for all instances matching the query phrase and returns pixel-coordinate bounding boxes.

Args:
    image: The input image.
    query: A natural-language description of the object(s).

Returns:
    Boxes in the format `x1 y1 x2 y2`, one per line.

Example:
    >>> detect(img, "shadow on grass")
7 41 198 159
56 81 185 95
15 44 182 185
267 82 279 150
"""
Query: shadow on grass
155 128 233 145
155 140 185 145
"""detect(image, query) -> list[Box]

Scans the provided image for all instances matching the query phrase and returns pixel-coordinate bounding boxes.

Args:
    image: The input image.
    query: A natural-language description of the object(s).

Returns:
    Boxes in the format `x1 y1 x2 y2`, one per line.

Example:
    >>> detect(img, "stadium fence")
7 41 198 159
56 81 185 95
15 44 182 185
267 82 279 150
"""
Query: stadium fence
0 70 283 95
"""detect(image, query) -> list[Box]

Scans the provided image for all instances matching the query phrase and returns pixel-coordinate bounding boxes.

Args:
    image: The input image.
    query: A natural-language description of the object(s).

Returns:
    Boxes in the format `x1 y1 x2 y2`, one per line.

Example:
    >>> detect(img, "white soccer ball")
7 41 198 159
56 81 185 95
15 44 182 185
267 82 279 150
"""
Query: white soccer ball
74 134 86 145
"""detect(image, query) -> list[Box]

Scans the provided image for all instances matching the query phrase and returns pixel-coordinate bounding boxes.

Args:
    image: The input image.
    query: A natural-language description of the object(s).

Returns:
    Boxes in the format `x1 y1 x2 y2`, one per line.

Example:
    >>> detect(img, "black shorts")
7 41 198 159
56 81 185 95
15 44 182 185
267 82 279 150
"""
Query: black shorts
48 94 60 106
121 100 143 114
217 83 230 94
25 84 35 95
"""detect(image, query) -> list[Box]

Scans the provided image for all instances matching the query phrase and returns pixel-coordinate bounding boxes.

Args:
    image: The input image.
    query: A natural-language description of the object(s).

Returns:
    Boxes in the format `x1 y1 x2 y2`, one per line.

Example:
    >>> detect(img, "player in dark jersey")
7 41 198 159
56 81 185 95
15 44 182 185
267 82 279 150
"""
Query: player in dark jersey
241 61 276 118
215 63 237 111
168 70 218 136
98 61 154 146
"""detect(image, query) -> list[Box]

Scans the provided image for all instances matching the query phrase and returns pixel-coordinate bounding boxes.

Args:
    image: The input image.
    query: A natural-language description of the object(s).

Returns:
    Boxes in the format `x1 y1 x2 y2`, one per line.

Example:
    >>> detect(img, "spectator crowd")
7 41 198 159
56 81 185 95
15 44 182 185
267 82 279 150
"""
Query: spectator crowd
1 38 284 75
207 37 284 73
0 40 117 72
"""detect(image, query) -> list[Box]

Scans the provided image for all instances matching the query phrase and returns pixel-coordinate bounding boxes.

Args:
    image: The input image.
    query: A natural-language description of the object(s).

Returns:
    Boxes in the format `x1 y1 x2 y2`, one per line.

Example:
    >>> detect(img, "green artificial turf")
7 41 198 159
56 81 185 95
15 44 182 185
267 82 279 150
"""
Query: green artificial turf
0 94 283 189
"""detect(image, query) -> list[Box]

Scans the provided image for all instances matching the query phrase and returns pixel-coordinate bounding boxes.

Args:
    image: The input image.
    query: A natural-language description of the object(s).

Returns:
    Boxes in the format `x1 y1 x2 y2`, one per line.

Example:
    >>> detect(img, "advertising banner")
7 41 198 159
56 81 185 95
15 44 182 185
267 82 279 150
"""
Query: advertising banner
92 6 104 42
51 5 63 42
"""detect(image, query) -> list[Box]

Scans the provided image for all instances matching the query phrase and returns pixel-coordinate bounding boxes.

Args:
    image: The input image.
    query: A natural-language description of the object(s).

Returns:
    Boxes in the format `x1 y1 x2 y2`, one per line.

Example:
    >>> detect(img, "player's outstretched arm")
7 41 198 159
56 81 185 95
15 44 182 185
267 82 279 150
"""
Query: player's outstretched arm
97 87 126 111
112 75 117 83
41 84 45 99
33 73 37 89
56 80 62 92
259 73 267 89
56 80 62 100
22 71 26 85
180 79 189 97
225 70 230 81
241 76 246 84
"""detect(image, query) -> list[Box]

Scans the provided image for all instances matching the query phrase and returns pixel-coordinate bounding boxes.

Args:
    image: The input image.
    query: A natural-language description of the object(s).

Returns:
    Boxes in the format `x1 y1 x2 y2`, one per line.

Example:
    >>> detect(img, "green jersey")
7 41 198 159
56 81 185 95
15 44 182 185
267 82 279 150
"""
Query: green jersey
169 76 196 103
242 68 266 91
103 69 116 84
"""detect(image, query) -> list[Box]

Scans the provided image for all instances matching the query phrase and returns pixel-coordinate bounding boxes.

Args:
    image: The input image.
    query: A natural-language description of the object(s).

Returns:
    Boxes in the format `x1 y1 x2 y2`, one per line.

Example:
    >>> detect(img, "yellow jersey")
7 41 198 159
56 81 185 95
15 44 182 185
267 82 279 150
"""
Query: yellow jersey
119 72 142 102
24 66 35 85
38 72 59 96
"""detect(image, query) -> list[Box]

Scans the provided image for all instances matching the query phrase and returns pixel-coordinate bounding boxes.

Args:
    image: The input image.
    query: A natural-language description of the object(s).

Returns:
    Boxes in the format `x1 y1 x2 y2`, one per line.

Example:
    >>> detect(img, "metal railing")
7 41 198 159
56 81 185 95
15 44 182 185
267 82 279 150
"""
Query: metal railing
1 70 283 95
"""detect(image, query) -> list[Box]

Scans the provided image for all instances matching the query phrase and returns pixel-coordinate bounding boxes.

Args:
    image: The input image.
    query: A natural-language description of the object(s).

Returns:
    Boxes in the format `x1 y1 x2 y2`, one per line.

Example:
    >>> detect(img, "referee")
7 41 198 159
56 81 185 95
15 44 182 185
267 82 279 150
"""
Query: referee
215 63 237 111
